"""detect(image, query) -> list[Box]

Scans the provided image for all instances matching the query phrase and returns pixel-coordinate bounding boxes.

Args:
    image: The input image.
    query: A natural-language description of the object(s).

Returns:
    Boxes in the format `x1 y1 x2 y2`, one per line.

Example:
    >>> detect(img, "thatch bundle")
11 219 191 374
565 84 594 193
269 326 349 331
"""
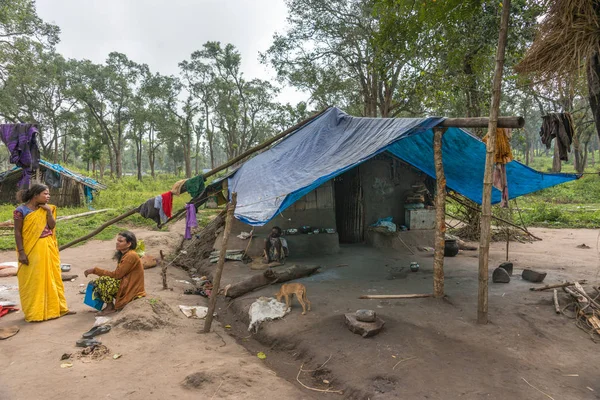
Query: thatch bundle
515 0 600 80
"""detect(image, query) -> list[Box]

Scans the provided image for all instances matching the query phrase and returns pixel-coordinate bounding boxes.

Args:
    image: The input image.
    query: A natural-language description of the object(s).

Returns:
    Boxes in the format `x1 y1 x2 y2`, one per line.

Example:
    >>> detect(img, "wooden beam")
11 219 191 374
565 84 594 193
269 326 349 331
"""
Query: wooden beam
433 127 447 298
440 116 524 129
529 280 587 291
359 294 433 299
478 0 511 325
203 192 237 333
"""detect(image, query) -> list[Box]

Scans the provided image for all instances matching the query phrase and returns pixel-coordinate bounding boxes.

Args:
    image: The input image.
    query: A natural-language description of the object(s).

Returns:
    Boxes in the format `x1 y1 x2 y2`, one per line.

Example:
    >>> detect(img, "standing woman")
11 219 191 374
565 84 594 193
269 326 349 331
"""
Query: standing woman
13 184 72 321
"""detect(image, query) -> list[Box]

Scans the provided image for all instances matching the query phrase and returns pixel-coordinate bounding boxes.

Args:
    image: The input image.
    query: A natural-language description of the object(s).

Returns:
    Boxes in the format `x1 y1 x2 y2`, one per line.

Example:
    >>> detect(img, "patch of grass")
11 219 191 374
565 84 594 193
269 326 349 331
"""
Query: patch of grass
0 175 223 251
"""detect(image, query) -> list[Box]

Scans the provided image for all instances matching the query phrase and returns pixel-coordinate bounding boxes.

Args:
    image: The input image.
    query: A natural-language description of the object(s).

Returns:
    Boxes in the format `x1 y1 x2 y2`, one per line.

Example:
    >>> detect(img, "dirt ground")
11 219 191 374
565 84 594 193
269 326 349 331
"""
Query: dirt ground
207 228 600 400
1 225 599 400
0 220 310 400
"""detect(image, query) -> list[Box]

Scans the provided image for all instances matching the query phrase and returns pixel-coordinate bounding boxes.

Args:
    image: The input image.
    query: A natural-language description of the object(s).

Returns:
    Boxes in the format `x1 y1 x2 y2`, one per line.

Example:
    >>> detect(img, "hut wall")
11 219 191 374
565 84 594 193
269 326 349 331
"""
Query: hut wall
359 155 425 227
0 173 20 204
0 168 84 207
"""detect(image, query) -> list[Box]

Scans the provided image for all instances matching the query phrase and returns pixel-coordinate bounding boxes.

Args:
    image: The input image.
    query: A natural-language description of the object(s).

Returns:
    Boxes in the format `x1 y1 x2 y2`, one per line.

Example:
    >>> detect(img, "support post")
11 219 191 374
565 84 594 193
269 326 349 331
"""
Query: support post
478 0 511 324
433 127 447 298
203 192 237 333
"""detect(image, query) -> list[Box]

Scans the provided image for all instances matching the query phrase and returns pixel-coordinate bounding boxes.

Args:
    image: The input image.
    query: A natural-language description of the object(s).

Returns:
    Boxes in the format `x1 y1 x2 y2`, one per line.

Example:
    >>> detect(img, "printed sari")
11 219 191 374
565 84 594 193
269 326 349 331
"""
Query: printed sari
17 205 68 321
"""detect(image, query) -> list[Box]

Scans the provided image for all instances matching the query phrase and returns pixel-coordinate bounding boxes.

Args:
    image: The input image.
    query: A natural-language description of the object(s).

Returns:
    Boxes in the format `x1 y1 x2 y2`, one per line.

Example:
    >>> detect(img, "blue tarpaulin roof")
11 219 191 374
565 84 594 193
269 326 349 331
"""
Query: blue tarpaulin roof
228 107 578 226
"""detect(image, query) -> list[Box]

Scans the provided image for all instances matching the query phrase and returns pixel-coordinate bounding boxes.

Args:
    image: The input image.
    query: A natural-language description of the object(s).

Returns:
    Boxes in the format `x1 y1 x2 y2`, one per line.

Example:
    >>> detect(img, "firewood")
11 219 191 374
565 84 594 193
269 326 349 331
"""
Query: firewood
530 280 587 291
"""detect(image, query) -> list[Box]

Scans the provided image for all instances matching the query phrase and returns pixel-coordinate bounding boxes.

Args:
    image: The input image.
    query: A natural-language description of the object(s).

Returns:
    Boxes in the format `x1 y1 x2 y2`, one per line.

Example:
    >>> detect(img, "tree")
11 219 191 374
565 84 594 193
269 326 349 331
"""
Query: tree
68 53 143 178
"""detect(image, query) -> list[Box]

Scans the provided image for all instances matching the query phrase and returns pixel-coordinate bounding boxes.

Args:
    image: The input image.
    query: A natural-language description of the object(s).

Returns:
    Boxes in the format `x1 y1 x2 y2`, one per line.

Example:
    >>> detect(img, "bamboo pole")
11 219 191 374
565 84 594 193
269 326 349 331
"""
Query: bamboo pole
433 127 447 298
59 108 330 250
56 209 113 221
203 192 237 333
58 207 140 251
440 116 524 129
478 0 511 325
529 280 587 291
359 294 433 299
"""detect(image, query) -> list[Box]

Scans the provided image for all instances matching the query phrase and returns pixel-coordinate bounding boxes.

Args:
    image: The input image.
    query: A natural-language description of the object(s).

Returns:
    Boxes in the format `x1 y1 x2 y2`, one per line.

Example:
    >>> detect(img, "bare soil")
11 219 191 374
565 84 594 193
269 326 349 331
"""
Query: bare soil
0 220 309 400
208 228 600 400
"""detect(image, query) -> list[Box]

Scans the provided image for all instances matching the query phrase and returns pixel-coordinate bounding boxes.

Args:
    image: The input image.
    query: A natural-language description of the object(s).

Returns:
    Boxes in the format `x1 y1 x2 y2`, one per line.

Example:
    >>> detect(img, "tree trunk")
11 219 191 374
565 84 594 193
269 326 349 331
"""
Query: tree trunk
478 0 511 325
115 148 122 179
183 141 192 178
136 137 143 182
552 141 562 172
587 52 600 144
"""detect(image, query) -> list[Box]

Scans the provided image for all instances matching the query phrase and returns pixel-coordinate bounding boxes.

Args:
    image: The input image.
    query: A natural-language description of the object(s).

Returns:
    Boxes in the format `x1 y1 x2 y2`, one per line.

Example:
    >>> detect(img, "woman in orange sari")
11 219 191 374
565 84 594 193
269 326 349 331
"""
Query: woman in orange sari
13 184 73 322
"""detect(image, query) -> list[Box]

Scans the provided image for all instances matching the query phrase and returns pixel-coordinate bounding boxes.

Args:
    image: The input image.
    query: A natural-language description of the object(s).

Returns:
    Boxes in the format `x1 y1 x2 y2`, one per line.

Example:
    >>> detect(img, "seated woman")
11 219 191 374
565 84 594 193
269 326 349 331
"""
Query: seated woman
84 231 146 315
263 226 288 264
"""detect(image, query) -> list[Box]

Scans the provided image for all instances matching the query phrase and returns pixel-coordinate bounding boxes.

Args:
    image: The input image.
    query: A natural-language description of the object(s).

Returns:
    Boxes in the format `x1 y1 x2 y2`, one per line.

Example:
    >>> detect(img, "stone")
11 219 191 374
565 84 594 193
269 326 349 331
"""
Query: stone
355 309 376 322
522 269 547 283
344 313 385 338
499 262 513 276
492 267 510 283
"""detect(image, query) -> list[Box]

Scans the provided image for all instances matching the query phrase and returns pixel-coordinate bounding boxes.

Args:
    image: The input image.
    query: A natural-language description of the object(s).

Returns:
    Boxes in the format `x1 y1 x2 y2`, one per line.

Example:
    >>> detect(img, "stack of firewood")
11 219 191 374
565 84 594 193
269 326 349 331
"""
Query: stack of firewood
532 280 600 342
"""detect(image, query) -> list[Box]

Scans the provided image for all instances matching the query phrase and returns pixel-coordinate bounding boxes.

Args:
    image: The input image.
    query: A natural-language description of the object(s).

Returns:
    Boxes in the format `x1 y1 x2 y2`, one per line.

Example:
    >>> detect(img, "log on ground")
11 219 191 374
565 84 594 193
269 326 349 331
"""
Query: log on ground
225 264 321 299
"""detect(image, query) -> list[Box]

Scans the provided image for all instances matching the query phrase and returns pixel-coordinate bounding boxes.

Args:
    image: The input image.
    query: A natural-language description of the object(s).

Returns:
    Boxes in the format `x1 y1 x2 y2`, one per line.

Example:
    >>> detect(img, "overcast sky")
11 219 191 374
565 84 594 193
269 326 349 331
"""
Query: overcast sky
35 0 307 104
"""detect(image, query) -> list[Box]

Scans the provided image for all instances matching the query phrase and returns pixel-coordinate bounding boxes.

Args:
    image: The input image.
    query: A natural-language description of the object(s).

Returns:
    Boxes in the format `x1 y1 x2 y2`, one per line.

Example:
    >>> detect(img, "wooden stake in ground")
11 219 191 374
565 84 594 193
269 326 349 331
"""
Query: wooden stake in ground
203 192 237 333
433 127 447 298
553 289 560 314
477 0 512 325
160 250 167 290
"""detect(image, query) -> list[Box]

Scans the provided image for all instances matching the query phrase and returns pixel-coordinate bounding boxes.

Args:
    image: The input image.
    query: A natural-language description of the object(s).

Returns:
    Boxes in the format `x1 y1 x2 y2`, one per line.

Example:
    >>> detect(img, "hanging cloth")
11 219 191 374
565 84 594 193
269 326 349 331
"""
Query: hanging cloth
539 113 573 161
184 203 198 240
0 124 41 188
160 192 173 219
154 195 167 223
184 174 206 198
171 179 187 196
482 128 513 208
139 197 161 224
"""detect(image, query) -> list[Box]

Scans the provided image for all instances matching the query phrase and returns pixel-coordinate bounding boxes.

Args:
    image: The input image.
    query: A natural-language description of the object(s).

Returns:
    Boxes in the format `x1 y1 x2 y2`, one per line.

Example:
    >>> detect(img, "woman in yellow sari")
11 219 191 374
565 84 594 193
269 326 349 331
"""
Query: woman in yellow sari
13 184 73 322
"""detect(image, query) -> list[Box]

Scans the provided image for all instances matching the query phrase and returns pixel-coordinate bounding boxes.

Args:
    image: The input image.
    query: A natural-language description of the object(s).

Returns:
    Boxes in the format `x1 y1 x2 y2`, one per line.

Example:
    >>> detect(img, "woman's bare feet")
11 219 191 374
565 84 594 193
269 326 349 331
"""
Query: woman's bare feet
97 303 115 316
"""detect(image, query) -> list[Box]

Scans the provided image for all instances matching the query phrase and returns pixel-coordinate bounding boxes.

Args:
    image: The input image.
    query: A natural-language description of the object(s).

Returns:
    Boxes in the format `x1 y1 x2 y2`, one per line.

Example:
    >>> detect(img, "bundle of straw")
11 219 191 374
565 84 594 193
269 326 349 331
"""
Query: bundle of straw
515 0 600 80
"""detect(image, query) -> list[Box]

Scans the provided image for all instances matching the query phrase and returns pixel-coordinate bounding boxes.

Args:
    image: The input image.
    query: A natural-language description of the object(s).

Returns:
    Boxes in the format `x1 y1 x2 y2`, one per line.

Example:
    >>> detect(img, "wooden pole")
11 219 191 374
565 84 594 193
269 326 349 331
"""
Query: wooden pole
529 280 587 291
359 294 433 299
553 289 560 314
58 207 140 251
203 192 237 333
440 116 524 129
160 250 167 290
478 0 511 325
433 127 447 298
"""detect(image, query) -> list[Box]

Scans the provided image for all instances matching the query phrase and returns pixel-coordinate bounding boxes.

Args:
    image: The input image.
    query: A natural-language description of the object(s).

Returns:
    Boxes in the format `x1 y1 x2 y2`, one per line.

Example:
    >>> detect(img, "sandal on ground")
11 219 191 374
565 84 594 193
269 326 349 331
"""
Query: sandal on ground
76 338 101 347
82 324 111 338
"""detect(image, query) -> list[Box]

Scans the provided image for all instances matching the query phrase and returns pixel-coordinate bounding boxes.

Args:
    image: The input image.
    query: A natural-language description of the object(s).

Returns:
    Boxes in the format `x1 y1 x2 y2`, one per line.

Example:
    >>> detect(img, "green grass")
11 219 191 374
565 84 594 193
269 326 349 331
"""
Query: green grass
0 175 223 251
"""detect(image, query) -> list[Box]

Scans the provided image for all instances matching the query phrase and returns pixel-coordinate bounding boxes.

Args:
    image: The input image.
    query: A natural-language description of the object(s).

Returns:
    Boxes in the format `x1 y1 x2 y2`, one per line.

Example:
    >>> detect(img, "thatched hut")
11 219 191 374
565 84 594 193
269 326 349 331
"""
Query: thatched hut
0 160 106 207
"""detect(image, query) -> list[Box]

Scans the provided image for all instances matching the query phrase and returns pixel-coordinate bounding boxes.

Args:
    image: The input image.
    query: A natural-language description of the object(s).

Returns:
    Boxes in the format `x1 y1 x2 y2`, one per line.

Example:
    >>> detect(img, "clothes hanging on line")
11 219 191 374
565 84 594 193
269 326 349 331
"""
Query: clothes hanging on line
482 128 513 208
539 113 574 161
161 192 173 219
154 195 167 224
185 174 206 198
139 197 161 225
0 124 41 188
171 179 187 196
184 203 198 240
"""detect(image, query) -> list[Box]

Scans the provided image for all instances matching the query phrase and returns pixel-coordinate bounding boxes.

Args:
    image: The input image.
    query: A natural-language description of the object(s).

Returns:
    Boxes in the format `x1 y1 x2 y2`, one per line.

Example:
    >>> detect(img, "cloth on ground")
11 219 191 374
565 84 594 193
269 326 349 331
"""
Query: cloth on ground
185 174 206 198
540 113 574 161
160 191 173 219
248 297 290 332
184 203 198 240
91 249 146 310
0 124 41 188
139 197 161 224
171 179 187 196
0 264 18 278
178 305 209 319
154 195 167 223
0 305 19 318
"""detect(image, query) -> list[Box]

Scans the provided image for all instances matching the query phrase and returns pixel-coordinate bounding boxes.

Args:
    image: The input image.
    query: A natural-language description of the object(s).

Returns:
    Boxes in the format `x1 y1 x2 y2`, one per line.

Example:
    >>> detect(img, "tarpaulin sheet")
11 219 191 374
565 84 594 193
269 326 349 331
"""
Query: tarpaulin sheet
228 107 578 226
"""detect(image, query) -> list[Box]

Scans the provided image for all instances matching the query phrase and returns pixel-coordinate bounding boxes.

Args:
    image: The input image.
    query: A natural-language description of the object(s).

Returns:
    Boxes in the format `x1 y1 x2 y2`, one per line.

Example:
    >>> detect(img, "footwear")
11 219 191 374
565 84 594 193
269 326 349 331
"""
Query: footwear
82 324 111 339
76 338 101 348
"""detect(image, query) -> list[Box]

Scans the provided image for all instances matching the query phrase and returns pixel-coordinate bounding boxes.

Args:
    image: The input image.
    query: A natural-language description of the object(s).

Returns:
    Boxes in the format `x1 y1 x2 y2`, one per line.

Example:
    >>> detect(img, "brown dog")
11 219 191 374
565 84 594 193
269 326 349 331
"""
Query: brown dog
275 283 311 315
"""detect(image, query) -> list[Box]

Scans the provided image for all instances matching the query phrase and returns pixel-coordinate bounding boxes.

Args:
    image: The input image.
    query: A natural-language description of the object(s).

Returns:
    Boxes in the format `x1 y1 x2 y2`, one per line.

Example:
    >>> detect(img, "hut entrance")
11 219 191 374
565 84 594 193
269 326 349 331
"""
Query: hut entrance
334 166 364 243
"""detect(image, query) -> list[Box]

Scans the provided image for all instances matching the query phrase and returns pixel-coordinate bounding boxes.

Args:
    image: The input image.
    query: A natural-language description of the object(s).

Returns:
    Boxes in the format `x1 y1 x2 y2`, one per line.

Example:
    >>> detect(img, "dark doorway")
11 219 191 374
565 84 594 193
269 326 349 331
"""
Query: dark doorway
334 166 364 243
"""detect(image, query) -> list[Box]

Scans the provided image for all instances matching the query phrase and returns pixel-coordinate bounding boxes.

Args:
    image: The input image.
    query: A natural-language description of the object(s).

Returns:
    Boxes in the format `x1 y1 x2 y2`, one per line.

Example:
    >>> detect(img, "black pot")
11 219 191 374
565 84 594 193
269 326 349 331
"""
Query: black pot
444 239 459 257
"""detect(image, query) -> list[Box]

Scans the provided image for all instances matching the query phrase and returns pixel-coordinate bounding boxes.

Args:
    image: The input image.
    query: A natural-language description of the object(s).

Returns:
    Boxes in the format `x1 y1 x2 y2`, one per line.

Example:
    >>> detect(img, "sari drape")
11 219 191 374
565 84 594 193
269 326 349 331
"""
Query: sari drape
17 205 68 321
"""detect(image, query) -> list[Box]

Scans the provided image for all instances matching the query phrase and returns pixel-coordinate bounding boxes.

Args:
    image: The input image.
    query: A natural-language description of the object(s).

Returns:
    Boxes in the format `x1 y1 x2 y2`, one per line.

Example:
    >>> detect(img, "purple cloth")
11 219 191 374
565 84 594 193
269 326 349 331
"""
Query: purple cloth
185 203 198 240
0 124 40 188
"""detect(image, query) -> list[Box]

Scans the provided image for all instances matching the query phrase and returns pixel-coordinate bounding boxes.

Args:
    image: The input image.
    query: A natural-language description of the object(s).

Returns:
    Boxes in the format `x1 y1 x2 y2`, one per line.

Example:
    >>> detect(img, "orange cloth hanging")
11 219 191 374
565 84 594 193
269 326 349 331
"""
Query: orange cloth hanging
482 128 514 164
